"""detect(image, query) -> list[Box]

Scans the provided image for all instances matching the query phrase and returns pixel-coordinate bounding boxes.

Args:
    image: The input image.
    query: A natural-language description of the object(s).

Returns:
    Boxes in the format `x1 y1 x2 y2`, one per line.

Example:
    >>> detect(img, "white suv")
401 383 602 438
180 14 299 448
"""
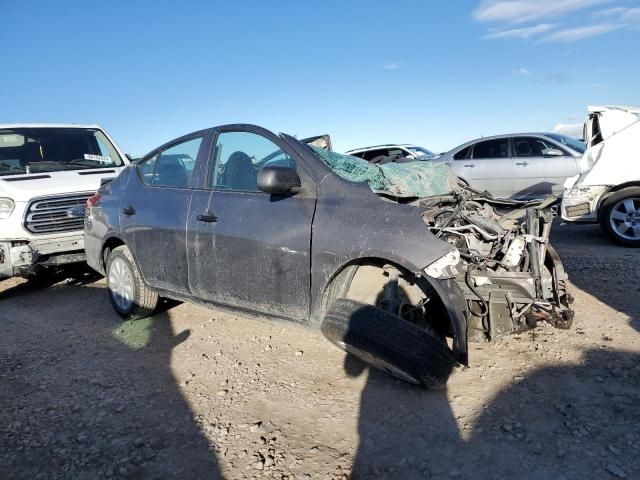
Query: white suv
0 124 129 279
345 144 435 161
561 106 640 247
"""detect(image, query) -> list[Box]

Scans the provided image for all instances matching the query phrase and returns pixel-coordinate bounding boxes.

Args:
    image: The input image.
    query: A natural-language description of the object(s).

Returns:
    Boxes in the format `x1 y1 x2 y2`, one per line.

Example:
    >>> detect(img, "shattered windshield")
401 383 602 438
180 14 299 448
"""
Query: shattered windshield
0 127 124 176
311 147 457 198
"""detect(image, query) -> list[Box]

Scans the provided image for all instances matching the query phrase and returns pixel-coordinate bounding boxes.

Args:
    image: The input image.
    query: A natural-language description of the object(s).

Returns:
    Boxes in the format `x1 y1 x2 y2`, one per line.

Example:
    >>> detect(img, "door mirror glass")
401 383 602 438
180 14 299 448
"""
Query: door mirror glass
542 148 564 157
257 166 301 195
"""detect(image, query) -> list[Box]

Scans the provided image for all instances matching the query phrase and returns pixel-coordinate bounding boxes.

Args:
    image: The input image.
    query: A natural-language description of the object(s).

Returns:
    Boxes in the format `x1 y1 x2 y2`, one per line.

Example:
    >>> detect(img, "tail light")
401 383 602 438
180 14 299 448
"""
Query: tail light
86 193 102 208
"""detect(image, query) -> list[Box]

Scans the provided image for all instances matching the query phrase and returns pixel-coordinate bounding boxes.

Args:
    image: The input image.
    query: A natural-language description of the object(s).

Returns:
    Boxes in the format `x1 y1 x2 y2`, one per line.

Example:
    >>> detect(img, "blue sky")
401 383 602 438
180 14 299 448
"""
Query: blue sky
1 0 639 155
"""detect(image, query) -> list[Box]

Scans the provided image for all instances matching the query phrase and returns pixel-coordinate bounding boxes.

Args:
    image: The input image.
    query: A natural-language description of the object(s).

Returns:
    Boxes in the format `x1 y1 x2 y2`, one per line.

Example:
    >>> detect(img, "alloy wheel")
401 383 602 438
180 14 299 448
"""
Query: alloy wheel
609 197 640 241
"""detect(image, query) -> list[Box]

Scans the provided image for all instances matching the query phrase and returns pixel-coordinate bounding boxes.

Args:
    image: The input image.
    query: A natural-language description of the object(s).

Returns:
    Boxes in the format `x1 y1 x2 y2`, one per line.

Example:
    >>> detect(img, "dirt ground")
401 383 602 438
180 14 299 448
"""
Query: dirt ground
1 222 639 480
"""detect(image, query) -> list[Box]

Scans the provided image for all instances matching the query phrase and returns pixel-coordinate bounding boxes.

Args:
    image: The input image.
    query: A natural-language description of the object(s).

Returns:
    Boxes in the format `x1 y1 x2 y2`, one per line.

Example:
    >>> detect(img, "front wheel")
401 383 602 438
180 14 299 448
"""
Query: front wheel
322 299 456 388
106 245 159 319
600 187 640 247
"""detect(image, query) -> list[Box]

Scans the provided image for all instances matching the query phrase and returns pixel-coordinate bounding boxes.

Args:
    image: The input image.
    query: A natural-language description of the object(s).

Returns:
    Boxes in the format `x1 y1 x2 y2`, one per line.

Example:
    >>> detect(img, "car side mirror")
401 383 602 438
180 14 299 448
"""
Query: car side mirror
542 148 564 157
257 166 301 195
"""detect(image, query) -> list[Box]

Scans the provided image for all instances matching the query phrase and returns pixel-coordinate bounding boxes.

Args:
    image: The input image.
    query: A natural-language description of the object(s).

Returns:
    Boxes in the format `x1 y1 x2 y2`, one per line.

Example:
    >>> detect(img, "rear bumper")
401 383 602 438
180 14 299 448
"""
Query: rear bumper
0 234 85 279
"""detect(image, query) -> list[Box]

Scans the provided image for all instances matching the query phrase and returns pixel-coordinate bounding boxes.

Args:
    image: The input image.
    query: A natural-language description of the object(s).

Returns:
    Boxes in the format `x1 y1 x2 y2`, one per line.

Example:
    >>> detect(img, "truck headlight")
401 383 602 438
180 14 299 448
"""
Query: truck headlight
0 197 14 219
424 249 460 279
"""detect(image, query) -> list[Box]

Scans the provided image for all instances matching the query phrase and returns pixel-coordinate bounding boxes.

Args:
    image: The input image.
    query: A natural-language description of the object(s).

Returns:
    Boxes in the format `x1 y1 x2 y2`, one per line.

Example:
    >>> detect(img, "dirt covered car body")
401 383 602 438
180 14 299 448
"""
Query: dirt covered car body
85 124 573 387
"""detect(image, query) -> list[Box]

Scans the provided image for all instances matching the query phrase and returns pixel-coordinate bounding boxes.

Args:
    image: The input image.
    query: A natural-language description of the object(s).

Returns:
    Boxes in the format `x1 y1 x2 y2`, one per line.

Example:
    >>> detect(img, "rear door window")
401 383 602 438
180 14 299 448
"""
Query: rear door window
362 149 389 161
138 136 203 188
472 139 509 159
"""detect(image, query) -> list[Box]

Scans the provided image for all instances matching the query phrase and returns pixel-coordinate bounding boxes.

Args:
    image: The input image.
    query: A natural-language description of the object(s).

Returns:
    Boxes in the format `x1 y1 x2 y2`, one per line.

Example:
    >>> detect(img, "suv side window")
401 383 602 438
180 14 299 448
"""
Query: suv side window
138 136 203 188
362 149 389 161
209 131 294 192
513 137 557 157
472 139 508 159
453 146 471 160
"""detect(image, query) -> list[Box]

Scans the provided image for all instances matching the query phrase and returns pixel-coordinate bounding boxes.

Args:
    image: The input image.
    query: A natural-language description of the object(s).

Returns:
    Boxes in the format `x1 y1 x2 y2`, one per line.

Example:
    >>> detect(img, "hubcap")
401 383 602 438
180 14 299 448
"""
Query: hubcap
609 197 640 241
108 257 135 311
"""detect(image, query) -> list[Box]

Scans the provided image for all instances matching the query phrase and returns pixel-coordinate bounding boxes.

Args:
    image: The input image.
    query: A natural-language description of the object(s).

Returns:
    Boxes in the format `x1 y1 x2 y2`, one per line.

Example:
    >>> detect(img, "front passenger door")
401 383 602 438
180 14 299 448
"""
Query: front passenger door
511 136 577 198
186 129 315 320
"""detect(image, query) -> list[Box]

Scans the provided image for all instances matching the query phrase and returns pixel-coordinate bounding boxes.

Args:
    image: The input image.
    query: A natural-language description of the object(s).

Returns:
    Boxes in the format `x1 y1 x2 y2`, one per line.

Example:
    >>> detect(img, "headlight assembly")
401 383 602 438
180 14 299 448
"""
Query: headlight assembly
0 197 15 219
424 249 460 279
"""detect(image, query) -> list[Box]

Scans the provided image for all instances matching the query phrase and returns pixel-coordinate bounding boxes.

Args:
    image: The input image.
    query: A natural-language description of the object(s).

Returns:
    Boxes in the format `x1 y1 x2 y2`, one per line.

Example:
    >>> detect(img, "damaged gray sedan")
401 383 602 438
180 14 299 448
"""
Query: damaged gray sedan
85 124 573 388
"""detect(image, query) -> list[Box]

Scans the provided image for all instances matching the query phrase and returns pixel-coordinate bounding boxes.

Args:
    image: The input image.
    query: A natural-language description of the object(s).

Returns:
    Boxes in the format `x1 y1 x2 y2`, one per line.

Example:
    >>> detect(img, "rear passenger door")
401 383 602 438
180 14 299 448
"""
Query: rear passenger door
120 134 204 295
511 136 578 198
455 139 512 198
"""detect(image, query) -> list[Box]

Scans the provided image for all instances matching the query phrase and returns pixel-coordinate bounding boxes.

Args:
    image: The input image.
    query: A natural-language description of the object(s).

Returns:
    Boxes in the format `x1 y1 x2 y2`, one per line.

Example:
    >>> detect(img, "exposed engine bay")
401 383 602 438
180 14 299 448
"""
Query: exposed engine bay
417 184 574 341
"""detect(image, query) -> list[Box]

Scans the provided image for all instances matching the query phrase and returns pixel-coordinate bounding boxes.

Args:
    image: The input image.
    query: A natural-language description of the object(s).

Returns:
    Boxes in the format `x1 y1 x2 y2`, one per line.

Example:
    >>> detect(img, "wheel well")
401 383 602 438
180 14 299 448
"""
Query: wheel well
322 258 451 335
102 237 126 269
598 183 640 220
607 182 640 194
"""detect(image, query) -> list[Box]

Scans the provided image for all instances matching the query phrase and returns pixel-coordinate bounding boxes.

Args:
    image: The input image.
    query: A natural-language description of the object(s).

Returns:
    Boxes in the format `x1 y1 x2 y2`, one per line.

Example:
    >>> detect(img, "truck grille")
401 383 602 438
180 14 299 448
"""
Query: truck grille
24 193 93 234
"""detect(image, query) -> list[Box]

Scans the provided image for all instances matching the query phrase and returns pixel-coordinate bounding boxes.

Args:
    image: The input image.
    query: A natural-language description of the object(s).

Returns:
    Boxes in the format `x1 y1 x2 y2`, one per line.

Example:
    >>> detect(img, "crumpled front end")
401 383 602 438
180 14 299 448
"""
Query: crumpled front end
419 187 574 341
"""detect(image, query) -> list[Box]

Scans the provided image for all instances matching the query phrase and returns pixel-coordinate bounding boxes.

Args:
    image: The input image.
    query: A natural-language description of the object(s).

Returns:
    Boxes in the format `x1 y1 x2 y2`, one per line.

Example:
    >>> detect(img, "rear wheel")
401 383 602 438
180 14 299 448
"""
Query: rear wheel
106 245 158 319
600 187 640 247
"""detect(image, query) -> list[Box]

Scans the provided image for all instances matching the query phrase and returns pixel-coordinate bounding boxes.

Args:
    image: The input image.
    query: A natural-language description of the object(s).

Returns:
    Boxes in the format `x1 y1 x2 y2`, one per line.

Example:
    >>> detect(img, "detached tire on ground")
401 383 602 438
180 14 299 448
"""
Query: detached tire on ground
106 245 159 319
321 298 456 388
599 187 640 247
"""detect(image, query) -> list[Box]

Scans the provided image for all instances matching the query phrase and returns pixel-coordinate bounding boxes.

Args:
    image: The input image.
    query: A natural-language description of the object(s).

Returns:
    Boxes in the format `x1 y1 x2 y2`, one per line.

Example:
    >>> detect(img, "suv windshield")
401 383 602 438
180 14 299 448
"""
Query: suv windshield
0 127 124 176
546 134 586 154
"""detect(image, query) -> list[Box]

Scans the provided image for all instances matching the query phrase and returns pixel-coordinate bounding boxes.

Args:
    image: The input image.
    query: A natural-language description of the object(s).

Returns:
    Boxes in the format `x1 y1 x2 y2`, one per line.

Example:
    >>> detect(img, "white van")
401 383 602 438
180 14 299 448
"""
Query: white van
561 106 640 247
0 124 129 279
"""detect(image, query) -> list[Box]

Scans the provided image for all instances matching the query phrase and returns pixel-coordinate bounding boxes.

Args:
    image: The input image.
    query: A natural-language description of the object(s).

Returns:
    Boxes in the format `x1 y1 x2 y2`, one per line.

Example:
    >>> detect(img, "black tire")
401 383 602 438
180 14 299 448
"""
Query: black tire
599 187 640 247
321 298 456 388
106 245 158 319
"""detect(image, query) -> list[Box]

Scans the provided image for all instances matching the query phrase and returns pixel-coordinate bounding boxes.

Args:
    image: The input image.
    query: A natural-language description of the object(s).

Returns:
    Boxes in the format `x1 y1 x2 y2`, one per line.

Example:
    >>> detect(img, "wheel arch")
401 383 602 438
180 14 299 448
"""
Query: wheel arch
319 256 469 365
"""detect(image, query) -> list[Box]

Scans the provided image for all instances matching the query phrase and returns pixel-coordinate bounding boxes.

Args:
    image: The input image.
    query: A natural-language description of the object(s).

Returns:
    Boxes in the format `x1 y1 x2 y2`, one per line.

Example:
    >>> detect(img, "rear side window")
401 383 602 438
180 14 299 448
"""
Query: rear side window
453 146 471 160
362 149 388 161
138 136 203 188
472 139 508 159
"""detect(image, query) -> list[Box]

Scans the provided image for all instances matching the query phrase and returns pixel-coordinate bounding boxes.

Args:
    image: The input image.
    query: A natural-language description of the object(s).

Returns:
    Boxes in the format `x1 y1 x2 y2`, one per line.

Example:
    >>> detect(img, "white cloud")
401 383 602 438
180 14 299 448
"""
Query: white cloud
553 123 583 137
595 6 640 22
513 67 531 75
383 62 400 71
544 73 571 84
473 0 611 24
484 23 554 39
539 23 624 42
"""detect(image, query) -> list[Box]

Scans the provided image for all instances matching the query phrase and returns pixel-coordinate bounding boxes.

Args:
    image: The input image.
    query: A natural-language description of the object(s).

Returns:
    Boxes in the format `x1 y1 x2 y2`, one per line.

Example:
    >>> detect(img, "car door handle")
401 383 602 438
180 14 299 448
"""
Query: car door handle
515 161 529 167
121 206 136 216
463 164 475 168
197 212 218 223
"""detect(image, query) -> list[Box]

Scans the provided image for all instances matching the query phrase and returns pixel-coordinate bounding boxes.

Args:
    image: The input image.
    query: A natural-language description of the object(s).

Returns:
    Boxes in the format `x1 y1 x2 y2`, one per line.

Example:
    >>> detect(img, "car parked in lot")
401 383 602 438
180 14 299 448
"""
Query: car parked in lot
0 124 129 280
562 105 640 247
85 124 573 387
345 144 436 162
433 133 584 200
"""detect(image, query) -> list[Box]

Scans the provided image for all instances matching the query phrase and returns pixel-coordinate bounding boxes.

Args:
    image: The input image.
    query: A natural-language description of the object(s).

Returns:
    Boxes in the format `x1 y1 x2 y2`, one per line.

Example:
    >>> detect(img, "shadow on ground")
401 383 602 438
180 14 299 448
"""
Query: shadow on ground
0 270 220 479
550 222 640 332
348 347 640 479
